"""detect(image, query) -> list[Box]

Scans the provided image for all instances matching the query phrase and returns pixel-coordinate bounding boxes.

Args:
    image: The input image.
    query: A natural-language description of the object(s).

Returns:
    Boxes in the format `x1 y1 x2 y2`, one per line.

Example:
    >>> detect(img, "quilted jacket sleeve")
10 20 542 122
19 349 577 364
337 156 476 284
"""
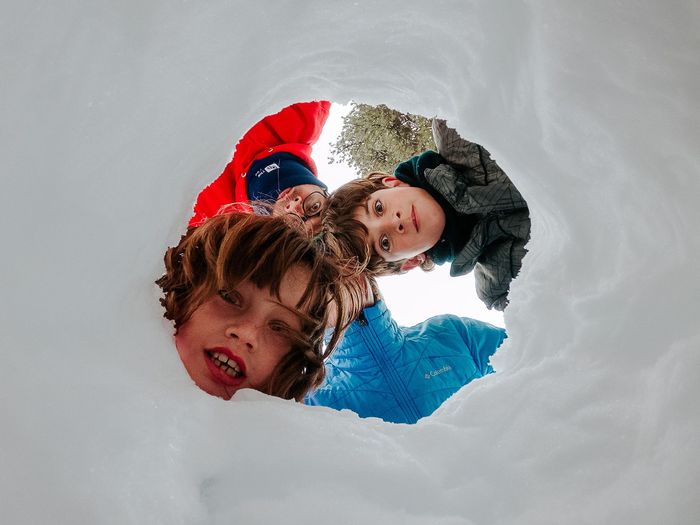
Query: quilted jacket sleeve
450 317 507 375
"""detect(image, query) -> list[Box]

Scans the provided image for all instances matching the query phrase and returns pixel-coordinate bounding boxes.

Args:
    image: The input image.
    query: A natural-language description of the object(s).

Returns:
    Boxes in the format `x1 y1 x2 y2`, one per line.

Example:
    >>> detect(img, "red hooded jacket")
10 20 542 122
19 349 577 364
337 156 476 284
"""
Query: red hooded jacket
189 100 331 227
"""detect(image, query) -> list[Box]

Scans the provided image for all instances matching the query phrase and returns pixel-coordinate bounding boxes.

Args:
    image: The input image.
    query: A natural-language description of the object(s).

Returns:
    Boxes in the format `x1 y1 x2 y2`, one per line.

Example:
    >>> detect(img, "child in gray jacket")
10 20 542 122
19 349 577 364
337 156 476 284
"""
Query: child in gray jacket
323 119 530 310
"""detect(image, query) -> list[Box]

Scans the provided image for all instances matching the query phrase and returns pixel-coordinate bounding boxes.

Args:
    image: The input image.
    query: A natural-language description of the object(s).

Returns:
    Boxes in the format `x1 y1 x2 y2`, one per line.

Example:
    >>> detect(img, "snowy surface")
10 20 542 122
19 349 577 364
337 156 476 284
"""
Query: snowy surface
2 1 699 524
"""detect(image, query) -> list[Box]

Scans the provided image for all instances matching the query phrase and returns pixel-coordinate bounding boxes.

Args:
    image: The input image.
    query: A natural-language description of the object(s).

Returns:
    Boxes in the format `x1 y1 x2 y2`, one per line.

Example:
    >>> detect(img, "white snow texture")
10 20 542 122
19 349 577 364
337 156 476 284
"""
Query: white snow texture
1 1 698 524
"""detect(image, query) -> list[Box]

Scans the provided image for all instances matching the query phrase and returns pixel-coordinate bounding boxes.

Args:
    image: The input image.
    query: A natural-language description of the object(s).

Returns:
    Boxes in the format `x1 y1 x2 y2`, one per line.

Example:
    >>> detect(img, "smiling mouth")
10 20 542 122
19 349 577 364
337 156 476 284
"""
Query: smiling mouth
207 350 244 378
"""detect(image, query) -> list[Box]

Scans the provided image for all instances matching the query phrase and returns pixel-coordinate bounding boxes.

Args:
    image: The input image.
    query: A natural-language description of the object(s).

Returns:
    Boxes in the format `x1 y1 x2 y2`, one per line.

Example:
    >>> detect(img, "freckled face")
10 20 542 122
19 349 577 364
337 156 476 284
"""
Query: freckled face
354 179 446 262
174 266 311 399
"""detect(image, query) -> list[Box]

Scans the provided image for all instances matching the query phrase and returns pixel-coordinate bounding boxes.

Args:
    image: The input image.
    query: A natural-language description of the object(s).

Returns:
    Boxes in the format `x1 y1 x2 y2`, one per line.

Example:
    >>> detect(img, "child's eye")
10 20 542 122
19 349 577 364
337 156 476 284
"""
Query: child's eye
268 320 292 337
218 289 242 307
379 234 391 253
374 199 384 215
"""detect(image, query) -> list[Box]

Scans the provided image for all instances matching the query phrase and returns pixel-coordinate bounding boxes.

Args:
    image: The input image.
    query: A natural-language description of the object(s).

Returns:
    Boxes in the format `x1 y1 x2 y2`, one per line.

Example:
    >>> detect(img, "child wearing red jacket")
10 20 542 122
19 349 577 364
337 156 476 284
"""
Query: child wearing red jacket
189 101 331 233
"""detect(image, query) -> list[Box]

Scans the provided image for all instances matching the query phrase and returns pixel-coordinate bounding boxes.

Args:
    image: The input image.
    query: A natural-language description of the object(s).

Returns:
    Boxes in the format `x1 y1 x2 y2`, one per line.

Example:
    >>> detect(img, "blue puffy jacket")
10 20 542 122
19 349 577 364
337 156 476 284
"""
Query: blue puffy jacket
305 299 507 424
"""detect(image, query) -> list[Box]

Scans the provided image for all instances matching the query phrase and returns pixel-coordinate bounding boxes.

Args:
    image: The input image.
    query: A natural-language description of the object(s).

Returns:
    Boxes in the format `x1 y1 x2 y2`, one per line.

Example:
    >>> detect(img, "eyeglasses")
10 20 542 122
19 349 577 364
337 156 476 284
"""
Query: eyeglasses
301 191 329 221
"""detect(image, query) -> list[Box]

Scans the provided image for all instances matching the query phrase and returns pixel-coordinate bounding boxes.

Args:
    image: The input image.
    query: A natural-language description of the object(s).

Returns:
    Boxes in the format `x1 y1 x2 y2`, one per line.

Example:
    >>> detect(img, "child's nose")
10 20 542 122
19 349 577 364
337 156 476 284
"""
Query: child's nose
393 211 404 233
285 196 303 215
225 322 256 352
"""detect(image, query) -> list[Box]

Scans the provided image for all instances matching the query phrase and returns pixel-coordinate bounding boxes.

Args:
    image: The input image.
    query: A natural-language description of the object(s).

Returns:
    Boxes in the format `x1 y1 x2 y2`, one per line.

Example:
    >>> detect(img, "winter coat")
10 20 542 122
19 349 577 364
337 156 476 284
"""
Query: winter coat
305 299 506 424
396 119 531 310
189 100 331 227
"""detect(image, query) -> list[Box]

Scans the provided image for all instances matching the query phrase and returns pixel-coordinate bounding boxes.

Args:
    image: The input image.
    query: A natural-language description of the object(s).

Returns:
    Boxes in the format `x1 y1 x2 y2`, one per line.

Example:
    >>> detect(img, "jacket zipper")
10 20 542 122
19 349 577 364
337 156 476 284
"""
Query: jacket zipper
359 313 422 423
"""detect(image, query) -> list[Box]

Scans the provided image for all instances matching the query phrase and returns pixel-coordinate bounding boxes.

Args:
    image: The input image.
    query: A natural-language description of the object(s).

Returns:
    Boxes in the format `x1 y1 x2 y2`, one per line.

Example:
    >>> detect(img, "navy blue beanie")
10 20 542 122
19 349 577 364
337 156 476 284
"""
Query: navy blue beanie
246 152 327 202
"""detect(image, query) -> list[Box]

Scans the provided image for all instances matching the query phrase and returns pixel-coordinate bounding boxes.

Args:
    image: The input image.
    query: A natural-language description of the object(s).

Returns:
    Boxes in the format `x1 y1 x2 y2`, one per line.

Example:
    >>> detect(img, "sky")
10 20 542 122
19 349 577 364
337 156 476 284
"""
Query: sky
1 1 698 524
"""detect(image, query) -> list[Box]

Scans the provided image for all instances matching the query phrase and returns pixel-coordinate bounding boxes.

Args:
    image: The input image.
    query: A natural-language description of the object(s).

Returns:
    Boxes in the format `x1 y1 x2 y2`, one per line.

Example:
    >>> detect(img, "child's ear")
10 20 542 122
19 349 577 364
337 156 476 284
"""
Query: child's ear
399 253 426 272
381 176 408 188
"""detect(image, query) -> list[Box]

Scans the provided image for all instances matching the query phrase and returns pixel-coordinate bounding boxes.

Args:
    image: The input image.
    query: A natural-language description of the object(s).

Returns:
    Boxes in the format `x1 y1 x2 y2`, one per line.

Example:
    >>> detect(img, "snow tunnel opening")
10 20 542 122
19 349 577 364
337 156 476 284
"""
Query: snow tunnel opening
159 99 529 424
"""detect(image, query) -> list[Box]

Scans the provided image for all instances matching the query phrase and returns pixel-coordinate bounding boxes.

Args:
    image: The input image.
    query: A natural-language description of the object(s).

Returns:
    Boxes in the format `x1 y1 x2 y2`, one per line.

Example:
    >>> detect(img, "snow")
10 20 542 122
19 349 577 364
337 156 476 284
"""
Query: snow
1 1 699 524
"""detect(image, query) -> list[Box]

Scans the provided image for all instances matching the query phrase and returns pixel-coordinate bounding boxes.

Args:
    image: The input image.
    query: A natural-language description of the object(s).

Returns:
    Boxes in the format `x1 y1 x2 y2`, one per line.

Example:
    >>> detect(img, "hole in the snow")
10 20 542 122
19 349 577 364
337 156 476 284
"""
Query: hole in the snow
157 100 529 424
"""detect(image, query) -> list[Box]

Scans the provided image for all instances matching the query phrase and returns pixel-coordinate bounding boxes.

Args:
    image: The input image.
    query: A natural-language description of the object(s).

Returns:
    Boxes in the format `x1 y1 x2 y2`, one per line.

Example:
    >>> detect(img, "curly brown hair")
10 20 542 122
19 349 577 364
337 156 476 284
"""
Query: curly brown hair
156 212 364 401
322 172 434 276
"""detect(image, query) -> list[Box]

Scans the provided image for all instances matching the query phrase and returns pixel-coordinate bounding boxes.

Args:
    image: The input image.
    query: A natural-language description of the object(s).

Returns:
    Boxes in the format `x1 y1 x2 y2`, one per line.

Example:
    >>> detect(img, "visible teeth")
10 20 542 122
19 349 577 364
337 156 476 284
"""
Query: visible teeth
209 352 242 377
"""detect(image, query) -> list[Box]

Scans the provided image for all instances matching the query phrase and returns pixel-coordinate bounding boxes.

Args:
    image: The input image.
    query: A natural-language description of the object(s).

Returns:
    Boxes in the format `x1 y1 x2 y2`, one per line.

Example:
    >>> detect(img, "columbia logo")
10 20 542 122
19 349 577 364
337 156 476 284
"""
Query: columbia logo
424 365 451 380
